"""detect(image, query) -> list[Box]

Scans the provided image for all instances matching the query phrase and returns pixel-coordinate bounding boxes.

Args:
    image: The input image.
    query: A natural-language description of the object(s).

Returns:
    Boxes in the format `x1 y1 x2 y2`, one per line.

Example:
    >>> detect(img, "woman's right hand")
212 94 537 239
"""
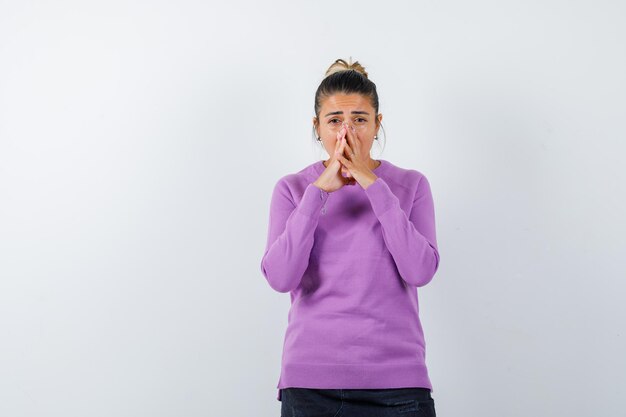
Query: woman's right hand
313 124 355 193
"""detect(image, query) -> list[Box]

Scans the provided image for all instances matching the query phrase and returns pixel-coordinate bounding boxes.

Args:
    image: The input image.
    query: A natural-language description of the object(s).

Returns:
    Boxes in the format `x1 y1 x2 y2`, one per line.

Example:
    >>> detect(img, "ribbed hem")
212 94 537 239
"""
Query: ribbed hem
276 362 432 401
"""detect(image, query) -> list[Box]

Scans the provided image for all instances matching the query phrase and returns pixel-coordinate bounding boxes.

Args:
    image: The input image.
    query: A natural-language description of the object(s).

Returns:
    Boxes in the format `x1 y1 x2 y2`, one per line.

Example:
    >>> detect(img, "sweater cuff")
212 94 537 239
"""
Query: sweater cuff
364 177 398 218
296 183 330 218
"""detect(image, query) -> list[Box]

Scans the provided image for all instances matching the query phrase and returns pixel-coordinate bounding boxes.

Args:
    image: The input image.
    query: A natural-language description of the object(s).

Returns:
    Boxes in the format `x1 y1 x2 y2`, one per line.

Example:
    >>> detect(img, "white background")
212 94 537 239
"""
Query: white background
1 1 624 416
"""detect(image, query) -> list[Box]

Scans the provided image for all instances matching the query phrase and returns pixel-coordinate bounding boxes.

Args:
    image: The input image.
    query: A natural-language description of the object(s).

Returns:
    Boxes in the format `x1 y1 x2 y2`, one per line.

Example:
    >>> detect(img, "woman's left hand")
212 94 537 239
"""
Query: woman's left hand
335 124 378 189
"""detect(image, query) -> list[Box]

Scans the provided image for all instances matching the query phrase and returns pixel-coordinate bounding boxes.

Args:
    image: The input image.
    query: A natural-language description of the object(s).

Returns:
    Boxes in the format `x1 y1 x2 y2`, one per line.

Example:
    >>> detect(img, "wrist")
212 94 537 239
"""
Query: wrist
313 182 330 193
362 174 378 190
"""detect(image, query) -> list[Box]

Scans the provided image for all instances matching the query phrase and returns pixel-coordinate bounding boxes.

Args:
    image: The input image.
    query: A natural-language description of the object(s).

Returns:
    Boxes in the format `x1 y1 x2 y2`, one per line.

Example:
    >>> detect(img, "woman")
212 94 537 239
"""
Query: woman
260 58 440 417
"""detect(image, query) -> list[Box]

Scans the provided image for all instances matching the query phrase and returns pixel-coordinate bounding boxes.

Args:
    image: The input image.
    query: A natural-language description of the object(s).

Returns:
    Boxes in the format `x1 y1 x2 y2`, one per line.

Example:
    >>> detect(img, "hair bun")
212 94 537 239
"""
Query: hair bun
324 57 368 79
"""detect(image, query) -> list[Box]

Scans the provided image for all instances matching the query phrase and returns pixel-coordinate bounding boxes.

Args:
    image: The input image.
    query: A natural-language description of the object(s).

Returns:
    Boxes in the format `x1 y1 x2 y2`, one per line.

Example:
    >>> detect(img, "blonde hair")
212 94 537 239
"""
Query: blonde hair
324 57 369 79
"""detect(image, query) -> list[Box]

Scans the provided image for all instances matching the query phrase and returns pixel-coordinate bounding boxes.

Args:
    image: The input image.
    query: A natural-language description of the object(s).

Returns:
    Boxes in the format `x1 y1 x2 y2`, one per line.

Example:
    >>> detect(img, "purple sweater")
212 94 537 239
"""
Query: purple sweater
260 159 440 401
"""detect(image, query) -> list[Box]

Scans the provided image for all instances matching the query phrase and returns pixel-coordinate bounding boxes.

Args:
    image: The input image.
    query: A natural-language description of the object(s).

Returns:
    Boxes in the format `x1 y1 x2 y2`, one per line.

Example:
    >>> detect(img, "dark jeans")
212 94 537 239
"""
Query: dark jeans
280 387 436 417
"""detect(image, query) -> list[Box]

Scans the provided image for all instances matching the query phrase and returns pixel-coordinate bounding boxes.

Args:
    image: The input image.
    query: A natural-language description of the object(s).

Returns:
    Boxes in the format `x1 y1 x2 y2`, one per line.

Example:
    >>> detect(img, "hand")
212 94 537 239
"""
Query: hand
312 124 356 192
335 123 378 189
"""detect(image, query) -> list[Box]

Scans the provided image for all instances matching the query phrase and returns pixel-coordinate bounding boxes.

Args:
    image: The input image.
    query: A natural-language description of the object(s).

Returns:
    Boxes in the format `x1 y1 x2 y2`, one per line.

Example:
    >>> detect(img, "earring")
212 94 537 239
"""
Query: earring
374 135 378 140
316 136 321 141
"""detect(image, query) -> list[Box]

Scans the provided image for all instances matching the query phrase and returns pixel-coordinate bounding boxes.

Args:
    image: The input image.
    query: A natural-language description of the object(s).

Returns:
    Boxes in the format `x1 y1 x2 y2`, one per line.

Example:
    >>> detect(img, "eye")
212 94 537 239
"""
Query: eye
355 117 367 123
329 118 341 124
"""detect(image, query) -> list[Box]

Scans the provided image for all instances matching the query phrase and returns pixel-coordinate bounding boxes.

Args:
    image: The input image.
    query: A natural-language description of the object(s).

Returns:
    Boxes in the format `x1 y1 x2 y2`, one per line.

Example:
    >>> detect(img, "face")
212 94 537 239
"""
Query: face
313 93 382 161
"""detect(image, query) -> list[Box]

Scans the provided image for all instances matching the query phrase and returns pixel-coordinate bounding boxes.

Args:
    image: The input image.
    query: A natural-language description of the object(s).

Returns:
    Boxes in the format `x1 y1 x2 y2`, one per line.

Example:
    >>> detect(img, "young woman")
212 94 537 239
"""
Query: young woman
260 58 440 417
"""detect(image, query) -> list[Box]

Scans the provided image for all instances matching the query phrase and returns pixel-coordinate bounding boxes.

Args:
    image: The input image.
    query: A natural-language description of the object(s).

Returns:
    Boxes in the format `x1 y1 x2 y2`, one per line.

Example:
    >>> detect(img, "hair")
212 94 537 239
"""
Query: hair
312 57 386 153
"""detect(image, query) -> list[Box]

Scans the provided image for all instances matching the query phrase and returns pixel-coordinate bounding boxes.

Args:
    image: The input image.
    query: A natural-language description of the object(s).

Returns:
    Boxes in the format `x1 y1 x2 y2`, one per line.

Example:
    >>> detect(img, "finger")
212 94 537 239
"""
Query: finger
342 139 354 159
341 138 354 162
349 125 360 154
345 124 359 155
333 132 345 155
335 130 347 159
338 136 347 153
337 143 352 164
335 137 346 160
343 123 353 150
337 125 347 141
337 139 353 178
336 152 352 168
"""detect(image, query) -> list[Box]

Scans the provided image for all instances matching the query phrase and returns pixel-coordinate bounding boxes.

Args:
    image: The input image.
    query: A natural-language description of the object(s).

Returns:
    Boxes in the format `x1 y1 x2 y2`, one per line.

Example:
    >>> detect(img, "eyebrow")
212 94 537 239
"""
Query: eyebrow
324 111 370 117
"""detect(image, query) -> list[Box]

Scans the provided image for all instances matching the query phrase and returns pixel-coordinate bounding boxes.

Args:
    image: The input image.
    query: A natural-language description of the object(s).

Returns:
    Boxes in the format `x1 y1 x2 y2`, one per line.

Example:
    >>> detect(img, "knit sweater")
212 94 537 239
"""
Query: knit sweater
260 159 440 401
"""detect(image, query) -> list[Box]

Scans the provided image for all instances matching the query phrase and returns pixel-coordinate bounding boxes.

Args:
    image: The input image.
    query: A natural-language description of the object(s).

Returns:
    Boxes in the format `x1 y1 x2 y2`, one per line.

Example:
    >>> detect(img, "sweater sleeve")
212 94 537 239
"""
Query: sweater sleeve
364 175 440 287
260 180 329 293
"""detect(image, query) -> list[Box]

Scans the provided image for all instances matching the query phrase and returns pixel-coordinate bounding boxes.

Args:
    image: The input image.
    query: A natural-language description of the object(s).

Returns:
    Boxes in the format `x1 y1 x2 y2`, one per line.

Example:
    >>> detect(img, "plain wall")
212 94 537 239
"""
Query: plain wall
1 1 624 416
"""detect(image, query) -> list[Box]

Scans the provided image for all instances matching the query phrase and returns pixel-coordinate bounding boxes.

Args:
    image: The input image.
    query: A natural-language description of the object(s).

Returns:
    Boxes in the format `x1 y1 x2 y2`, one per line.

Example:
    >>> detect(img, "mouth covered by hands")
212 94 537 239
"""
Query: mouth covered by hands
335 121 375 187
